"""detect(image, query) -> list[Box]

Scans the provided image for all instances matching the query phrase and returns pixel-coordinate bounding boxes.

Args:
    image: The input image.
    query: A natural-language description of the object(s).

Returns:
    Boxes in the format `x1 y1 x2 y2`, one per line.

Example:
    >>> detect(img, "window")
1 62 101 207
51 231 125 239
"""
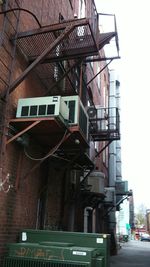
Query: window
77 0 86 38
78 0 85 18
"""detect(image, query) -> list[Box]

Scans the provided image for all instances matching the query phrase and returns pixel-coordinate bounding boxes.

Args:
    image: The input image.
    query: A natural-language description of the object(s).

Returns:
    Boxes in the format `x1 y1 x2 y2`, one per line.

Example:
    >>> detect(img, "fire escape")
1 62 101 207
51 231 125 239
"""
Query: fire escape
0 8 120 193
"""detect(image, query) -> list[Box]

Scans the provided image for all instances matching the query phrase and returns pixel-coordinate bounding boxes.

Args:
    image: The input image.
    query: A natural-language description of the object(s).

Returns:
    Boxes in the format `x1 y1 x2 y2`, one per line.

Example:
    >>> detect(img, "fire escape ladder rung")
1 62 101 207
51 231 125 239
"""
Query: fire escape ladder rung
6 120 41 145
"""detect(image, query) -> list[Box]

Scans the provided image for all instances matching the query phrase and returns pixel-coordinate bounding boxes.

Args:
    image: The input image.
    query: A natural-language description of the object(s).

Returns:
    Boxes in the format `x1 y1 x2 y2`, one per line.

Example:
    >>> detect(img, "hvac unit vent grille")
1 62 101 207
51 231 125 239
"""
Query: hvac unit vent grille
21 104 55 117
63 96 89 139
3 257 89 267
16 96 69 123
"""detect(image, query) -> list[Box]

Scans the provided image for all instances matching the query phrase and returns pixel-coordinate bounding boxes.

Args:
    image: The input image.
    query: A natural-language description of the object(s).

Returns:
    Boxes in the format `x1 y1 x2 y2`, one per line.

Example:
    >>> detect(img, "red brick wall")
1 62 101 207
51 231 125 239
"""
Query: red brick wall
19 0 75 28
0 0 78 262
0 0 110 262
45 168 64 230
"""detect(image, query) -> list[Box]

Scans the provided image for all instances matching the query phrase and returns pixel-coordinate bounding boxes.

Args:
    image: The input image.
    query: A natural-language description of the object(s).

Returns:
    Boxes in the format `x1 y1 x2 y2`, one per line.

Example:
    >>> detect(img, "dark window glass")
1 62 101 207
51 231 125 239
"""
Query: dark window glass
30 106 38 116
21 106 29 116
67 100 75 123
39 105 46 115
79 104 87 137
47 104 55 115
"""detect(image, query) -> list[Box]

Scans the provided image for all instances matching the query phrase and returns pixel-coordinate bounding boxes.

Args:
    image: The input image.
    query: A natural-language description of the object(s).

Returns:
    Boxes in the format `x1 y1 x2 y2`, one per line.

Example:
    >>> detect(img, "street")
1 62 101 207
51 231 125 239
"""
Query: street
110 240 150 267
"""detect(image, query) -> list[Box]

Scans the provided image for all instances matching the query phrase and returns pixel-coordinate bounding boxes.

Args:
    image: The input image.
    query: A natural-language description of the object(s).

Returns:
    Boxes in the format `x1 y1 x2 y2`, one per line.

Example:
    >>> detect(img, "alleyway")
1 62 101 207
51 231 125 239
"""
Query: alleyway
110 240 150 267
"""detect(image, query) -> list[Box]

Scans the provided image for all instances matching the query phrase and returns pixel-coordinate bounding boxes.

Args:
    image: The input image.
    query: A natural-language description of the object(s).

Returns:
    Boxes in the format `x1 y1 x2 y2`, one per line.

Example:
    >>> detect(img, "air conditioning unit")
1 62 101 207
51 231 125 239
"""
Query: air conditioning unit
16 96 69 123
87 106 108 132
88 171 105 194
115 180 128 195
97 107 108 130
87 106 97 132
62 95 89 139
104 187 115 203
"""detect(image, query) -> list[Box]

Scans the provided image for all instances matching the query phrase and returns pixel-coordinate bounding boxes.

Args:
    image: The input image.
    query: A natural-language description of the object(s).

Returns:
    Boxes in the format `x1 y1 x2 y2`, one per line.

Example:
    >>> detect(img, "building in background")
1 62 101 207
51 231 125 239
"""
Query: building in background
0 0 131 263
106 70 132 251
117 200 130 241
129 191 135 233
146 209 150 233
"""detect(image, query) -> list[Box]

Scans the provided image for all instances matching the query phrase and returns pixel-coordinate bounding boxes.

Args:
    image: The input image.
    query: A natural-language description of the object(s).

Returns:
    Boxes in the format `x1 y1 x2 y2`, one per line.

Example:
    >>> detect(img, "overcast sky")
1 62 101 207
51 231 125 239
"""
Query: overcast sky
95 0 150 210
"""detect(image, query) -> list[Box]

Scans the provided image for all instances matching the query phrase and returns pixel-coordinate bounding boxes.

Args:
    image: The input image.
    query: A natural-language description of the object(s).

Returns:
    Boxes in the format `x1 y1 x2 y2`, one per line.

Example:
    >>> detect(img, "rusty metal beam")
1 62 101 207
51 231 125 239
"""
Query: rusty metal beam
86 59 113 86
1 24 75 99
80 166 95 186
6 120 41 144
85 56 120 63
80 141 112 186
44 59 82 96
95 140 112 158
11 18 89 40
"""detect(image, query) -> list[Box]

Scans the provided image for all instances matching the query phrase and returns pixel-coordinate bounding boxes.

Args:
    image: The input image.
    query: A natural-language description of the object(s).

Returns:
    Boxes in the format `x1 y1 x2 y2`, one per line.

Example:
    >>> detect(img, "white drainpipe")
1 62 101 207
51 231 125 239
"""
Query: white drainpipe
109 70 117 187
84 207 93 233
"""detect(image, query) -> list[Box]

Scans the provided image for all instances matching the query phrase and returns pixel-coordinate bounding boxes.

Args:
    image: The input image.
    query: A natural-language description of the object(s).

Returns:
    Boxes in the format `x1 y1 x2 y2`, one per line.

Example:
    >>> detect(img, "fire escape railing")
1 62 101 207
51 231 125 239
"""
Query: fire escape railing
0 5 121 183
88 106 120 141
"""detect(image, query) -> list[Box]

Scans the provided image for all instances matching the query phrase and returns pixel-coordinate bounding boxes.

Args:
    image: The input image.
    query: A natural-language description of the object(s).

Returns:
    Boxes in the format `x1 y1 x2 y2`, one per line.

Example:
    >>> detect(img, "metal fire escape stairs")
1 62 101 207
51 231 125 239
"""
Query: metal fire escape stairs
0 10 120 186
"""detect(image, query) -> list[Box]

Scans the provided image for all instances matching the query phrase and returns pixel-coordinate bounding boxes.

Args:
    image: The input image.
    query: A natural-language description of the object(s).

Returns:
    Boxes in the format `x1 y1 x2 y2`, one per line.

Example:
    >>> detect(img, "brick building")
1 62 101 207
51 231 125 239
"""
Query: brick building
0 0 120 263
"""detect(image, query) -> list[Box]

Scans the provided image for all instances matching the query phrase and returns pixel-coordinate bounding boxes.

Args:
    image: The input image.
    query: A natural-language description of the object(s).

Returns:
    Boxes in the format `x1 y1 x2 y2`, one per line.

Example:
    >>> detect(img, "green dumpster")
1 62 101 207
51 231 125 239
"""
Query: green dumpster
3 230 110 267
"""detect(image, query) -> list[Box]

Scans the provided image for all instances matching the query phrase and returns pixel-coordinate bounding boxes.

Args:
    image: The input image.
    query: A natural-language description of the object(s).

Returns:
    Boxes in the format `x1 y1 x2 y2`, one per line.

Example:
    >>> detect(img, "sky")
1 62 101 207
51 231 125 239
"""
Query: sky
95 0 150 210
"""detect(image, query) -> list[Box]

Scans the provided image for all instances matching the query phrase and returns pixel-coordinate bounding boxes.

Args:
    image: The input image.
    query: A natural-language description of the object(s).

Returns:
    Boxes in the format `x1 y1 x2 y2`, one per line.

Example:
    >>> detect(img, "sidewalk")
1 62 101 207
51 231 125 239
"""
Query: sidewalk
110 240 150 267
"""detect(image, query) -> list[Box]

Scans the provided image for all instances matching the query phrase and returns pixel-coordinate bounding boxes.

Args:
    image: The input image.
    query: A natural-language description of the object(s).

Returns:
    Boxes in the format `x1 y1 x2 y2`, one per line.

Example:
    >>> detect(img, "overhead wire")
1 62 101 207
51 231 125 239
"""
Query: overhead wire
0 8 41 28
24 129 69 161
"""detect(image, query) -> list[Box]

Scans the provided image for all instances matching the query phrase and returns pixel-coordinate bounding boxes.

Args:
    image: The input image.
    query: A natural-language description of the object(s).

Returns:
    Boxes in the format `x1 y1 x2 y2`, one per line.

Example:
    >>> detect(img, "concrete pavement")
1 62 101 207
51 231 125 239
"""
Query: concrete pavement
110 240 150 267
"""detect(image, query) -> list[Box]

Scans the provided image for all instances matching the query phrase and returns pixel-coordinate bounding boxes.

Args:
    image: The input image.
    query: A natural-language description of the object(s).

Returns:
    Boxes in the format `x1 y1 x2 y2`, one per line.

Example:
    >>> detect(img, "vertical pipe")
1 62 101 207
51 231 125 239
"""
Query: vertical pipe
109 70 121 183
68 203 75 231
109 70 117 187
116 80 122 180
108 70 117 237
92 208 96 233
84 207 93 232
84 208 88 233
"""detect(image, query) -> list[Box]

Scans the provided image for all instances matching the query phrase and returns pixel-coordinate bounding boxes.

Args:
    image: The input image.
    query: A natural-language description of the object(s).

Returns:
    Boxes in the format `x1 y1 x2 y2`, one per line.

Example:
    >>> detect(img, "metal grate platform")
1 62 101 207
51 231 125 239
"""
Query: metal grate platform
14 19 98 62
10 18 117 95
